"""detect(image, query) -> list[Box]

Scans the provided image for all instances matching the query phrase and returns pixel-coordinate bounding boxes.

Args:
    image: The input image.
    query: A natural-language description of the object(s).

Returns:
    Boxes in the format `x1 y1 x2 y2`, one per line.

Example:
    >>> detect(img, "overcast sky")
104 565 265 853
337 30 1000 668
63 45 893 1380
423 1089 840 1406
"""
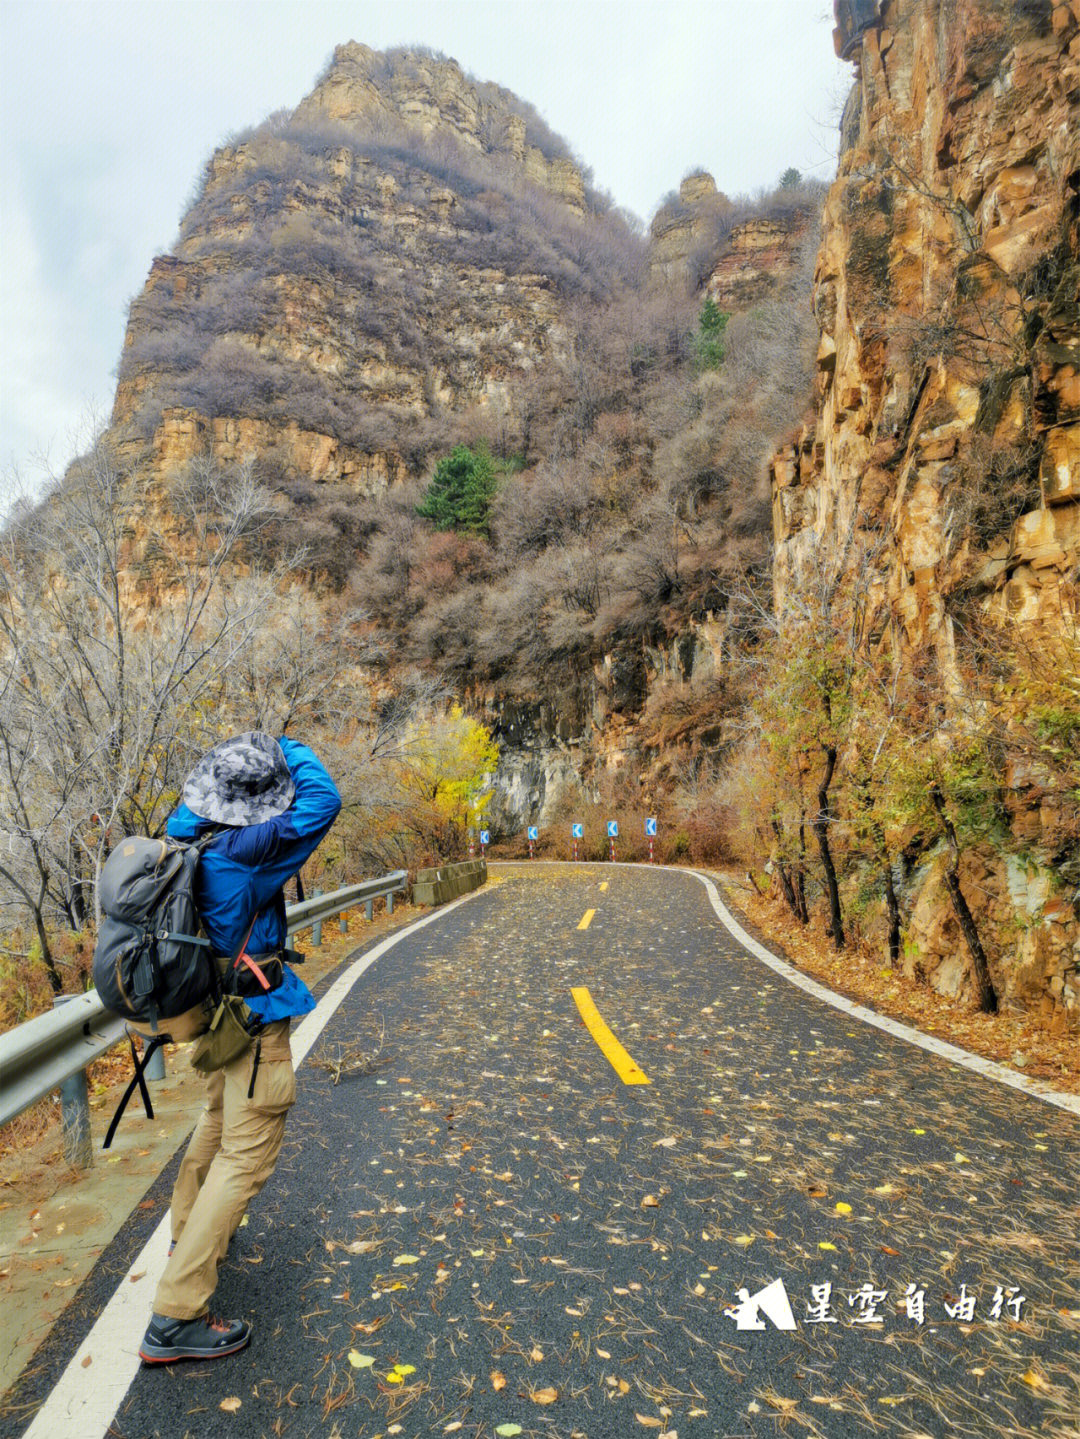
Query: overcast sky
1 0 851 486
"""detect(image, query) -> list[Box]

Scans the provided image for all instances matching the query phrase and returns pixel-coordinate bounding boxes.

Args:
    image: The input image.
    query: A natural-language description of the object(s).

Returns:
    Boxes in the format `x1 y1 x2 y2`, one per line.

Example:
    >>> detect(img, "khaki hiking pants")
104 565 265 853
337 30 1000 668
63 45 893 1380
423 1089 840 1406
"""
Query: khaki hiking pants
153 1019 295 1321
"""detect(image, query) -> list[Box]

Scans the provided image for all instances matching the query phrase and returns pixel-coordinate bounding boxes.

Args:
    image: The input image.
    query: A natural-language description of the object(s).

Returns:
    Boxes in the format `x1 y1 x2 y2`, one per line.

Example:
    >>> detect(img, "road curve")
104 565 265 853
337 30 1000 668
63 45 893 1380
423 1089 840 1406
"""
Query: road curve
4 863 1078 1439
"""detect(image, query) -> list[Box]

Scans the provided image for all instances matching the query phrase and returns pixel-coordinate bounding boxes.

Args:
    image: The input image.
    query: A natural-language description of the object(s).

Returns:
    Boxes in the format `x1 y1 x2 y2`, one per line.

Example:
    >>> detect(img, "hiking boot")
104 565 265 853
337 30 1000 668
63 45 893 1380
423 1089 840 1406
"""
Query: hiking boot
139 1312 251 1363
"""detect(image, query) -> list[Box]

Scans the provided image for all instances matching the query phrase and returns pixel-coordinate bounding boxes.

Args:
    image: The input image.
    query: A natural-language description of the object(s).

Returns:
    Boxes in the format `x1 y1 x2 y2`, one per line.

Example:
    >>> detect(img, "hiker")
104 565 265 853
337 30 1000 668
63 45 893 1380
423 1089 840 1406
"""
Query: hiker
139 732 341 1364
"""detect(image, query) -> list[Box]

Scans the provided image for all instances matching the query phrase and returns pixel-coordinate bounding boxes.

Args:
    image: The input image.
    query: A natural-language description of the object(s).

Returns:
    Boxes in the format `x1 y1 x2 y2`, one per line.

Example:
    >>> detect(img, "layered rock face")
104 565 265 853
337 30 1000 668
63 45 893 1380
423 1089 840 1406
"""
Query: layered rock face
295 44 586 211
111 46 599 491
649 171 733 287
771 0 1080 1019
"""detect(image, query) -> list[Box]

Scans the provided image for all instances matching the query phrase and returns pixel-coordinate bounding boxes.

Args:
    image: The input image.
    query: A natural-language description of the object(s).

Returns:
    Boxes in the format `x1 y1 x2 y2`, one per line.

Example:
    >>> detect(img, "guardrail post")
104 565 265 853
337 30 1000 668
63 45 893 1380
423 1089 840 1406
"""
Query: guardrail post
53 996 93 1169
312 889 323 946
144 1042 166 1083
365 899 374 922
387 889 395 914
340 911 349 933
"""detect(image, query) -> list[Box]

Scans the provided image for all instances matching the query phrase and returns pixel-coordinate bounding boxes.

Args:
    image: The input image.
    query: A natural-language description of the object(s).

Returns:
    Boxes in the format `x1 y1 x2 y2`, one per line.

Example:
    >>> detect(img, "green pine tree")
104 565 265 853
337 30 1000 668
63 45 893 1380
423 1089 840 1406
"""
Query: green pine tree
417 445 498 535
696 298 729 371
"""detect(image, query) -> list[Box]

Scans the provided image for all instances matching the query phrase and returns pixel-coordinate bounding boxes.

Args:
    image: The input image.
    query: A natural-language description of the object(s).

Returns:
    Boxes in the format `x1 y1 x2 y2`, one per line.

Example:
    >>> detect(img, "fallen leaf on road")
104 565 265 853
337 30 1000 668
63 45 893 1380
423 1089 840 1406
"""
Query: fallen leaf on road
393 1253 420 1266
80 1355 92 1368
636 1416 663 1428
495 1427 522 1437
348 1352 374 1368
491 1370 507 1391
219 1397 241 1413
641 1194 660 1208
765 1397 799 1414
532 1387 558 1404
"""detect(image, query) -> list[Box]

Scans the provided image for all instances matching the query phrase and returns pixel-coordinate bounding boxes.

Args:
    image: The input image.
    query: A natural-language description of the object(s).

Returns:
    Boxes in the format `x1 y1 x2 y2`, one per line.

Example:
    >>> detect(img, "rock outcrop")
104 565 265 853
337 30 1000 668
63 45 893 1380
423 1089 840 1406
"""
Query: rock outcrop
110 45 599 491
706 210 816 310
648 171 733 288
295 44 586 212
770 0 1080 1019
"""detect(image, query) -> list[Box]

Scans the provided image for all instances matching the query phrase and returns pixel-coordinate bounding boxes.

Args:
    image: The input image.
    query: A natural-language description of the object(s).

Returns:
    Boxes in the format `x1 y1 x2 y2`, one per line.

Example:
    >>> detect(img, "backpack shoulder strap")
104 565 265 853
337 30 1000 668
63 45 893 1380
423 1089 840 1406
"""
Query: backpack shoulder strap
193 824 227 854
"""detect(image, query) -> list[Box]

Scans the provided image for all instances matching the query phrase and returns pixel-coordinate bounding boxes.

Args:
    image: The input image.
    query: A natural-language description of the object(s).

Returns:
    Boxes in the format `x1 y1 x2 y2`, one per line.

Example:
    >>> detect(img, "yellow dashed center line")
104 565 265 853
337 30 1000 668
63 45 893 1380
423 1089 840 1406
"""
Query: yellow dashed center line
599 882 609 892
570 986 650 1086
577 909 595 930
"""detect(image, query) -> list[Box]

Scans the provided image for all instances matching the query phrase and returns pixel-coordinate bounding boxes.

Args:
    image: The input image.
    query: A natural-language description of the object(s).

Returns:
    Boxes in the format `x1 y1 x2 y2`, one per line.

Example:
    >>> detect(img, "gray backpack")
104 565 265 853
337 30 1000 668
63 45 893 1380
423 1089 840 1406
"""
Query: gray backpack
92 832 222 1033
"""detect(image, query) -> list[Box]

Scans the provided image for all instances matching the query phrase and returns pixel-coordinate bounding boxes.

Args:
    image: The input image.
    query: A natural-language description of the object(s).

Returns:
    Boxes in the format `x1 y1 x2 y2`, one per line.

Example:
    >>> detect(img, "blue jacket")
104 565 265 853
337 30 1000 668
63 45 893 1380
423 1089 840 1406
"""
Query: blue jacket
167 736 342 1018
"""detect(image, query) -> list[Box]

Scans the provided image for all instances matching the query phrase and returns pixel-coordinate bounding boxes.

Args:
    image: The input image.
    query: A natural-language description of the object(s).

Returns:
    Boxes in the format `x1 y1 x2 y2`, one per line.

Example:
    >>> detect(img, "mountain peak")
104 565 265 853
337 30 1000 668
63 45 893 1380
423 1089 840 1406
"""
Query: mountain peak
292 42 585 212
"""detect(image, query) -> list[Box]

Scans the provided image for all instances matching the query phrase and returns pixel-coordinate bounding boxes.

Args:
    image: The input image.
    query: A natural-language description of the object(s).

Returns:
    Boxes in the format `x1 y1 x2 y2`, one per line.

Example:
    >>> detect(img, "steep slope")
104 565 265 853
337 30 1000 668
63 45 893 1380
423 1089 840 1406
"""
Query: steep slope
111 44 635 502
762 0 1080 1020
98 46 823 839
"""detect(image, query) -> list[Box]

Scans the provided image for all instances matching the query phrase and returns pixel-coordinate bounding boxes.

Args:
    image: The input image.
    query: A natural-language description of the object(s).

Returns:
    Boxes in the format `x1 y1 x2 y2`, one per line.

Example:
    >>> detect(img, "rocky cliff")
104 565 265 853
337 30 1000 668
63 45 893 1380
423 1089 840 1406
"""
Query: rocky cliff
101 42 820 841
110 45 616 498
769 0 1080 1022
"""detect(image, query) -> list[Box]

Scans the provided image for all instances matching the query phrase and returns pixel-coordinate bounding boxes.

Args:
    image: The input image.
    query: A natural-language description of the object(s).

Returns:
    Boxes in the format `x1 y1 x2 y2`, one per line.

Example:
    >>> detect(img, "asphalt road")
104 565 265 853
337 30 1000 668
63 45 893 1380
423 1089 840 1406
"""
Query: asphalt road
4 865 1079 1439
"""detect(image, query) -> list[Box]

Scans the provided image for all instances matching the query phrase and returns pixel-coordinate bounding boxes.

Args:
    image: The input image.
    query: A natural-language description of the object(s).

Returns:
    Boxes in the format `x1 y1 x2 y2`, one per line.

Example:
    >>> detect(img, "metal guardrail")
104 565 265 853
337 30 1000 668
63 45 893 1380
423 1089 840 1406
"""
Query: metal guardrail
0 869 409 1137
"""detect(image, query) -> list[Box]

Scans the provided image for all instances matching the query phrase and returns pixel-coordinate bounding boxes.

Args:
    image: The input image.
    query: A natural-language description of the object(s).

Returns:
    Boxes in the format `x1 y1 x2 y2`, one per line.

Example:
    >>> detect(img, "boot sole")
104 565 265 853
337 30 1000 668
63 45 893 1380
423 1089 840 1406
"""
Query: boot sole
139 1331 251 1364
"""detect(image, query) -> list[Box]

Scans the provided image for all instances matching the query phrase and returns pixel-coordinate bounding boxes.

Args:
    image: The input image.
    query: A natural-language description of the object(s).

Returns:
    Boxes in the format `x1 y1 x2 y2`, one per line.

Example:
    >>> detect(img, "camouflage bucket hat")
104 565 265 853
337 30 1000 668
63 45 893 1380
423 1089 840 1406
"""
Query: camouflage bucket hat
182 731 295 827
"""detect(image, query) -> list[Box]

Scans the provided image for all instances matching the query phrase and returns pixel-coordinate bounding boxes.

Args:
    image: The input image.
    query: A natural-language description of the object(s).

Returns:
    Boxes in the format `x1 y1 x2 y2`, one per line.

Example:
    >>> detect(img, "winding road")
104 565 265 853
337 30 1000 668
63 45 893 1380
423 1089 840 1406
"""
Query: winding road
4 864 1078 1439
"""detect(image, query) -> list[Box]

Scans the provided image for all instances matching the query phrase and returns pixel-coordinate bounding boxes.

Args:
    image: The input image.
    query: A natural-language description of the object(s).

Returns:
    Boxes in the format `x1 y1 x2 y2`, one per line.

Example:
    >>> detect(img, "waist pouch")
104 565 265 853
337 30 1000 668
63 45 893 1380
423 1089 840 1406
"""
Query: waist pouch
223 951 284 999
188 950 287 1074
189 994 263 1074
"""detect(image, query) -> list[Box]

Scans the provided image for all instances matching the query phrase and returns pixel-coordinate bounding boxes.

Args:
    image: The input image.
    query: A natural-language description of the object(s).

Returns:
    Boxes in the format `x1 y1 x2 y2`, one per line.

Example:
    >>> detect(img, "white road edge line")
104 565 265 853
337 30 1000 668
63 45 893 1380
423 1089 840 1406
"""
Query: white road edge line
687 869 1079 1117
21 886 492 1439
490 860 1079 1116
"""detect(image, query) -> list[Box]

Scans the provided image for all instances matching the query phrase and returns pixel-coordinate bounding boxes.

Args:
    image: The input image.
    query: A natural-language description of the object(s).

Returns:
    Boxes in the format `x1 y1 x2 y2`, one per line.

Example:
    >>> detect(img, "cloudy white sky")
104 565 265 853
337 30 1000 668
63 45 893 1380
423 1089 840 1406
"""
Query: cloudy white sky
1 0 851 486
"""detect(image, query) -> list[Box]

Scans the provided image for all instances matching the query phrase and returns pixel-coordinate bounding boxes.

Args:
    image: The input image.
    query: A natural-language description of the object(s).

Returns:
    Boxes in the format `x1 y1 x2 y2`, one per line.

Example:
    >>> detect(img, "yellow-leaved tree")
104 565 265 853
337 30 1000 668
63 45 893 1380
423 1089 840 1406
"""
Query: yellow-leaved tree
394 705 499 860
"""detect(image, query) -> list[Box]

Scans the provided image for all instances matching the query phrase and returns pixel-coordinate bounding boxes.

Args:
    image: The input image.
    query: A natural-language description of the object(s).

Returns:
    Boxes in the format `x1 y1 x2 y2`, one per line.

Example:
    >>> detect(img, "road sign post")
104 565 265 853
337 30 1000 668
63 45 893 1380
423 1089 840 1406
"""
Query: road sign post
645 816 658 863
607 820 618 862
527 825 539 859
571 821 583 861
480 829 490 860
